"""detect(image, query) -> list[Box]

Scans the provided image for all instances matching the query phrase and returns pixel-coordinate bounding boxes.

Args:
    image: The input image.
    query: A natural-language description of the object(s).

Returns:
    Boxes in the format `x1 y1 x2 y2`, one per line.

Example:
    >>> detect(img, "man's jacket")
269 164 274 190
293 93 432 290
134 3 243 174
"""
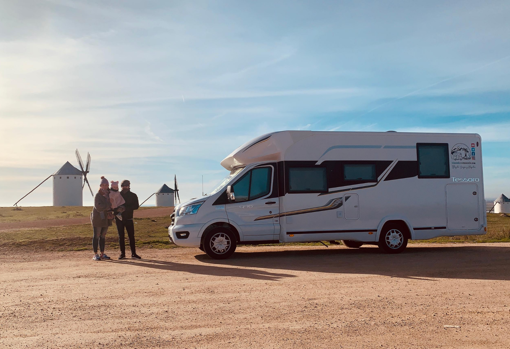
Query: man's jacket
120 190 139 220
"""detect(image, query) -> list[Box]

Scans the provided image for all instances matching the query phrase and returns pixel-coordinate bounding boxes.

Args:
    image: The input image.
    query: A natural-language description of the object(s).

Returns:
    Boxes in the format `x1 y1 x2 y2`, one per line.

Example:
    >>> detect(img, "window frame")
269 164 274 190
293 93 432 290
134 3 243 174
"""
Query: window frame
416 143 450 179
287 166 328 194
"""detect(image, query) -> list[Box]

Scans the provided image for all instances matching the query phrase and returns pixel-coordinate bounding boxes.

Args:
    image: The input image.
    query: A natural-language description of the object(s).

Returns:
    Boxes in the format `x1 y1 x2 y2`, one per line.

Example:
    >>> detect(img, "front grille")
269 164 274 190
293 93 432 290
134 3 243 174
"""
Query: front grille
170 213 175 226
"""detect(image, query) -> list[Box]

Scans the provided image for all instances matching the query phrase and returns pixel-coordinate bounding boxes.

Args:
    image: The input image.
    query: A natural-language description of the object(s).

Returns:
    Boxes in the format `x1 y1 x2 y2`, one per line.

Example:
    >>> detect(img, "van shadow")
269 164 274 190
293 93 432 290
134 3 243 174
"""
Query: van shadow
195 244 510 282
114 258 295 281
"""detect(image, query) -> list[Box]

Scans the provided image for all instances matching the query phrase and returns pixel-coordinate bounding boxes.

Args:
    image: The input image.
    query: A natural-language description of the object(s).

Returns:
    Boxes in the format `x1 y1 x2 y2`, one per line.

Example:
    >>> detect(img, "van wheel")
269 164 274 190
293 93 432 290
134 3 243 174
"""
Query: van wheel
203 227 237 259
378 225 408 254
342 240 363 248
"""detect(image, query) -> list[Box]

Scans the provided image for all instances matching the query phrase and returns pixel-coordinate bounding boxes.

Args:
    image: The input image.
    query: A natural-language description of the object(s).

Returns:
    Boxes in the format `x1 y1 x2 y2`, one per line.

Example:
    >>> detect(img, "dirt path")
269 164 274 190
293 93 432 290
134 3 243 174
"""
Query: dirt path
0 207 173 232
1 243 509 348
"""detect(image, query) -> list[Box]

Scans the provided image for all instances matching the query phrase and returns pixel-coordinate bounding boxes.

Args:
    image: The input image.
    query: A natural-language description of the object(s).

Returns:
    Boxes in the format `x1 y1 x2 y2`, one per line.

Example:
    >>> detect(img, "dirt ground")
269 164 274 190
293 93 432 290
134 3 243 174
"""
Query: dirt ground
0 207 173 232
1 243 509 349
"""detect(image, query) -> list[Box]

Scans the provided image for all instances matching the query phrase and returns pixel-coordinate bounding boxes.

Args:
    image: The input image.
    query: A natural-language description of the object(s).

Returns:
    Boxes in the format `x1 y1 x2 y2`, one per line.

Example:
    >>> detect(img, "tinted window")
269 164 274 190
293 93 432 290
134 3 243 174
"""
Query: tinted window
417 143 450 178
231 167 272 202
344 164 376 181
232 172 250 202
250 167 271 199
288 167 327 192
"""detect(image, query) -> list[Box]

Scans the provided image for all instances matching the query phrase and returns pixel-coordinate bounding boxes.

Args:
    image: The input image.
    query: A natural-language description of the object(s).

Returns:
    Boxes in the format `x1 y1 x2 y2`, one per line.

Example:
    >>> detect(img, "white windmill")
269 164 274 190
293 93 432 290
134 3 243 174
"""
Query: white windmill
494 194 510 214
140 175 180 207
13 150 94 207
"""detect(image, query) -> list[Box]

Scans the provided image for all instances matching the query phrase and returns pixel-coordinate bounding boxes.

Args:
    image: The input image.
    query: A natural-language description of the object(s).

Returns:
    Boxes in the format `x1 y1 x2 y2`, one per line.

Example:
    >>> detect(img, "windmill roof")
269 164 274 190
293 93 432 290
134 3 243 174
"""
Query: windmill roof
54 161 82 176
157 184 175 194
495 194 510 203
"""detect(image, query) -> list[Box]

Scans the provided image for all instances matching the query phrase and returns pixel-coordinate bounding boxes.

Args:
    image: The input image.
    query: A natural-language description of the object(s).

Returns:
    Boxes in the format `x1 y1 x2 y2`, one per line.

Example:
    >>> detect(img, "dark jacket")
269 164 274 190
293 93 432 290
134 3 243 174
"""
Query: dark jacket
120 190 139 220
91 191 112 227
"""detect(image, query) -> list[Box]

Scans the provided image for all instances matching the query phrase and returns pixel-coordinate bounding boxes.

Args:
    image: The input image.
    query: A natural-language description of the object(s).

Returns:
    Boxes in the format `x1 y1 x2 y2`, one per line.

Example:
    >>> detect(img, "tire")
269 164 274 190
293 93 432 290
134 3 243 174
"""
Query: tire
342 240 363 248
202 227 237 259
378 225 408 254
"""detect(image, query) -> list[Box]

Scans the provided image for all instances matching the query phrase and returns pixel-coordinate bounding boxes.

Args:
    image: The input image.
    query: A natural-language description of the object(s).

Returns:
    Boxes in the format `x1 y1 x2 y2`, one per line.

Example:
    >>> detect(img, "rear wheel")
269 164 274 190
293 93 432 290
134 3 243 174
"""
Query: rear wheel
342 240 363 248
378 225 408 254
202 227 237 259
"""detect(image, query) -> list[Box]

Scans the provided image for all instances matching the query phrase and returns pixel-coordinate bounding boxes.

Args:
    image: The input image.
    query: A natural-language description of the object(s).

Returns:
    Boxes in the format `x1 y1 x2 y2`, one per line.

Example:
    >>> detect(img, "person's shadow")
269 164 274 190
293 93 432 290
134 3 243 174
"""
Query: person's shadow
115 257 295 281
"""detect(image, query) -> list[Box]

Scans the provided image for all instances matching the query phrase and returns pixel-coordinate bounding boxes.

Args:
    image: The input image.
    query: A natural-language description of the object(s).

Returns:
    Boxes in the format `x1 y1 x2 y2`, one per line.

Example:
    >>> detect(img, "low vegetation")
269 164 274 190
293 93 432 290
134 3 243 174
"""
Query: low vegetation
0 208 509 252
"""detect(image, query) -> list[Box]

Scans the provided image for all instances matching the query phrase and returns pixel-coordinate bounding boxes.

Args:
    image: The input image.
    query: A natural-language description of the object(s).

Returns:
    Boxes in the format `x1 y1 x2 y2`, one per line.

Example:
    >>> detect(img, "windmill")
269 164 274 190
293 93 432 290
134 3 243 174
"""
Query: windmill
139 175 180 207
75 149 93 197
13 150 94 207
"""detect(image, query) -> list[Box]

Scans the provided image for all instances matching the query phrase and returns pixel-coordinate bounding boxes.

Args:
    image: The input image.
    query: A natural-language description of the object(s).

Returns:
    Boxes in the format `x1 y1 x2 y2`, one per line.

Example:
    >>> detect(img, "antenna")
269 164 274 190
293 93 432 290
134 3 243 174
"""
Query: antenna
174 175 180 204
76 149 94 197
202 175 204 196
13 175 53 207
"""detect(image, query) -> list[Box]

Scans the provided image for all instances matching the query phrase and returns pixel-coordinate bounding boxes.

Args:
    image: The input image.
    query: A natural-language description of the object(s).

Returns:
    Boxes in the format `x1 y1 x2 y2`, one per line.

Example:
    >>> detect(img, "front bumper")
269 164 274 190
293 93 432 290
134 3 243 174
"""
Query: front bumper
168 223 204 248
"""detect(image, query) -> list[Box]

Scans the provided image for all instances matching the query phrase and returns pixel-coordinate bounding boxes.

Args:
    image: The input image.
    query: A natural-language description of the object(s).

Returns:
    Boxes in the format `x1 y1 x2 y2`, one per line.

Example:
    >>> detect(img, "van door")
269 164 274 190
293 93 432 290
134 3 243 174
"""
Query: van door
225 165 279 242
446 184 480 230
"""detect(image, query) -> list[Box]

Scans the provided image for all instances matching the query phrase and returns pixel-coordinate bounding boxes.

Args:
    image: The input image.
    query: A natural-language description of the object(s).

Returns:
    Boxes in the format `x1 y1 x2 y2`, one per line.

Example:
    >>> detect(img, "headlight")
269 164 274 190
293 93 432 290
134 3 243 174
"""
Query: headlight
177 201 204 216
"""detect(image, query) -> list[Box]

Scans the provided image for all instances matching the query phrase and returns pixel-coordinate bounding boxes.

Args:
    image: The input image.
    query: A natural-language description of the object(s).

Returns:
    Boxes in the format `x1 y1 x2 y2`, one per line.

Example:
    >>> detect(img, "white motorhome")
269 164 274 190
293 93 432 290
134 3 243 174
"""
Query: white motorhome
169 131 486 259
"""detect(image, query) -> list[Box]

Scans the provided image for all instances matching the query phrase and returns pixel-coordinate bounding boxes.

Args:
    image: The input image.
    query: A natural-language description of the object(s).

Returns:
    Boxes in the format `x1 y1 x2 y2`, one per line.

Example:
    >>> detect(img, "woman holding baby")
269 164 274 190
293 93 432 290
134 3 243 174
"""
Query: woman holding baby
90 176 115 261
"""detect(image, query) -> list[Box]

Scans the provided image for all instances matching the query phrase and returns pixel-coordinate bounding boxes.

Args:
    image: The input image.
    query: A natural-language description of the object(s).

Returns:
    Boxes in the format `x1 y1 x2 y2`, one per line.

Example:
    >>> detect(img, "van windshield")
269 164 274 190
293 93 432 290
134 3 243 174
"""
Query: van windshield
209 167 245 195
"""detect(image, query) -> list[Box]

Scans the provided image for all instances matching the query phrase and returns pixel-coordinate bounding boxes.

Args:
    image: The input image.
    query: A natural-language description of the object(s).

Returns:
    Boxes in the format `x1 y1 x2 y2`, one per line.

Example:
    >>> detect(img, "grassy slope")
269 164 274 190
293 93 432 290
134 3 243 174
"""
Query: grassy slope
0 209 509 252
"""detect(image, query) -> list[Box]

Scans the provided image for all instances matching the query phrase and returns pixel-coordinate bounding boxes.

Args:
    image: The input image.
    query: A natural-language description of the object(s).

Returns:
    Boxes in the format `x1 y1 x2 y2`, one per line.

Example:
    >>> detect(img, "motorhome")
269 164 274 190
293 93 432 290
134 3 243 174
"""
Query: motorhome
169 131 486 259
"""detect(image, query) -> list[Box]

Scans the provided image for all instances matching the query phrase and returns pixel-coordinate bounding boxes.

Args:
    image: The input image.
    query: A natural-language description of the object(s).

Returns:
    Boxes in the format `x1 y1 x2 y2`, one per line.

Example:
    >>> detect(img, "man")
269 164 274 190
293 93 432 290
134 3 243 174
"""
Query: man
116 179 141 259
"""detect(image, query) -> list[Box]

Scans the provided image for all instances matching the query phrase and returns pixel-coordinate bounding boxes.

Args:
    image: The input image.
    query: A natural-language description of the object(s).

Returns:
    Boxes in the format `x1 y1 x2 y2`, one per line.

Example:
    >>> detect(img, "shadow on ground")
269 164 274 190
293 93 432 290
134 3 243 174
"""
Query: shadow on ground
192 244 510 282
115 258 295 281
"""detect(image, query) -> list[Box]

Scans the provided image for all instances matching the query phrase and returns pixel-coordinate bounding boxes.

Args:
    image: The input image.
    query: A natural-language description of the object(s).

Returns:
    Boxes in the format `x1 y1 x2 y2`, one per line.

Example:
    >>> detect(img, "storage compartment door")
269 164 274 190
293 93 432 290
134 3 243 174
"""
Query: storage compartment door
344 194 359 220
446 184 480 230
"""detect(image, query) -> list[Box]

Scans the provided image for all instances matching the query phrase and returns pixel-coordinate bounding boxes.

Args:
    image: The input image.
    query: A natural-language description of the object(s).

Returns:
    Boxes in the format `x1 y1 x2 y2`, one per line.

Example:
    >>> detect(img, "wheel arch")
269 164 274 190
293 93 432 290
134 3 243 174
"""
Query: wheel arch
376 217 414 241
200 222 240 245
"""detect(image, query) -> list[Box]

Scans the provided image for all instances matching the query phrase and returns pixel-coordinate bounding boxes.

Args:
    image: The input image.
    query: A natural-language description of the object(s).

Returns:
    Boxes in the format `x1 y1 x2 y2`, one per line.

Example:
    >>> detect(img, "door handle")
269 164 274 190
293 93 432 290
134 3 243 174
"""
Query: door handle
265 201 276 205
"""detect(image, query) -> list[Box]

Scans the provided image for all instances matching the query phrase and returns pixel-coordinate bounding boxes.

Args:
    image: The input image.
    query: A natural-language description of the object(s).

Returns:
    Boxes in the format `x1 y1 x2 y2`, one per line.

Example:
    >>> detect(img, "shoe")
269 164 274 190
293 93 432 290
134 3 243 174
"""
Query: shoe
101 254 111 260
92 254 101 261
118 254 126 260
131 254 141 259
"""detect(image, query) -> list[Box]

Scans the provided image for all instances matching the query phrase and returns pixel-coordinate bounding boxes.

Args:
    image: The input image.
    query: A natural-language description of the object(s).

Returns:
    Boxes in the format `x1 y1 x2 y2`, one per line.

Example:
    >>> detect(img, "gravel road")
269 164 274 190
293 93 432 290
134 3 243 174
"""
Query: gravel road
1 243 509 348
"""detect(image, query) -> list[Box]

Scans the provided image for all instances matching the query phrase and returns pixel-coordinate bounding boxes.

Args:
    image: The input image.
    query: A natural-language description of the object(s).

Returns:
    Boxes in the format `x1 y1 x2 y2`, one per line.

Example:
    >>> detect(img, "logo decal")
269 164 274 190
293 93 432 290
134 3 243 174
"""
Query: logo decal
451 143 471 160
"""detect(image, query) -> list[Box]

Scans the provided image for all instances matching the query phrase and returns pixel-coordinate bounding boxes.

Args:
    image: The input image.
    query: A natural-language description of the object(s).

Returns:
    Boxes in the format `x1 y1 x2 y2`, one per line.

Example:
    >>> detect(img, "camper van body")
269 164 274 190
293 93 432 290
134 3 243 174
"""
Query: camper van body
169 131 485 258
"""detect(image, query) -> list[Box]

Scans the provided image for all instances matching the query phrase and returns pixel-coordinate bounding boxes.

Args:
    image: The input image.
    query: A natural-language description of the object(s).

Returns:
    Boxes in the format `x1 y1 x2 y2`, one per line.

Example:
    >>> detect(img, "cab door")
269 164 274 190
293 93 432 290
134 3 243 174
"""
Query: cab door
225 165 279 242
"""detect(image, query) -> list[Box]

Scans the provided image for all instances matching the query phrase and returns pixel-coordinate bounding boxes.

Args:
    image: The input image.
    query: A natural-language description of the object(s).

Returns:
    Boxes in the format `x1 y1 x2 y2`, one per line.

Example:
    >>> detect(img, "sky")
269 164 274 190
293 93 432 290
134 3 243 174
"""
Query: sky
1 0 509 206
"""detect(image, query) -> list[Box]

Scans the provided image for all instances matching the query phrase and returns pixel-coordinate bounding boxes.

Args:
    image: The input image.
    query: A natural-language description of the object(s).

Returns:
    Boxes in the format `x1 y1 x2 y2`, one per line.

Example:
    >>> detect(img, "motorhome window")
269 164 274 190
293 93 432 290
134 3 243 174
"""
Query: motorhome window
343 164 376 181
231 167 272 202
417 143 450 178
232 172 250 202
288 167 327 192
250 167 271 200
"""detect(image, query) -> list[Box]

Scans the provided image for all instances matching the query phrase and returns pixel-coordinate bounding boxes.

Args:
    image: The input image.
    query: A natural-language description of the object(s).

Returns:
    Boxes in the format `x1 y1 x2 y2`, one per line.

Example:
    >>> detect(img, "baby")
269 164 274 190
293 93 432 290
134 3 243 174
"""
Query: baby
109 181 126 221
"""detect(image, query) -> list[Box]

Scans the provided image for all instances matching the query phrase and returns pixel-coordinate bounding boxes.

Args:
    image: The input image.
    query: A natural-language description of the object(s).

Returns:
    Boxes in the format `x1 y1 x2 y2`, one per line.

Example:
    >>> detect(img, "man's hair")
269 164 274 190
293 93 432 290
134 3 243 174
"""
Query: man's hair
121 180 130 187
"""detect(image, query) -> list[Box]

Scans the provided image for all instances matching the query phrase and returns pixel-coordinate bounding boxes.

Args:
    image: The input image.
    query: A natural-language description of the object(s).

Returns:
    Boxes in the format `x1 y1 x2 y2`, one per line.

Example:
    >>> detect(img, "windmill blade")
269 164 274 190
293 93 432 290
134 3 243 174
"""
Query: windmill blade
13 174 53 207
75 149 85 172
85 153 91 173
140 193 155 207
174 175 180 203
83 175 94 197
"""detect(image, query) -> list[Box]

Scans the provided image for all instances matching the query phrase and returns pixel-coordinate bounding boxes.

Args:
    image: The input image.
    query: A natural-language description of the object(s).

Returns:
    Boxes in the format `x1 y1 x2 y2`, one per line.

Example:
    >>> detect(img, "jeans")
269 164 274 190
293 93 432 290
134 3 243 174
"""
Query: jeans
115 218 136 256
92 226 108 254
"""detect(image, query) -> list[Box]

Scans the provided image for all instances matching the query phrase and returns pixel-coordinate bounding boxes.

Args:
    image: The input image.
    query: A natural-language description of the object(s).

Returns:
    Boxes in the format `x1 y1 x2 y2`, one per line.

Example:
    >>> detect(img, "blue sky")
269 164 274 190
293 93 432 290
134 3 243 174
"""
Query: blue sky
1 0 509 206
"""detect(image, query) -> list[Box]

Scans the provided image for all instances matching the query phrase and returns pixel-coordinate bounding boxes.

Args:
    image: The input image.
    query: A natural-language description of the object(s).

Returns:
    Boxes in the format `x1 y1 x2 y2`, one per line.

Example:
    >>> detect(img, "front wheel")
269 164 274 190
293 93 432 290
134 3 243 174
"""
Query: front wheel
342 240 363 248
378 225 408 254
202 227 237 259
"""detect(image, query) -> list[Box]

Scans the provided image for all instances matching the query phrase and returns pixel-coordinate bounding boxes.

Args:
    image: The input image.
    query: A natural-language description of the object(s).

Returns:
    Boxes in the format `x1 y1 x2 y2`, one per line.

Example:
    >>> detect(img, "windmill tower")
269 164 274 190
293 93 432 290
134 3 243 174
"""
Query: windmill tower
494 194 510 214
155 184 175 207
13 149 94 207
53 162 83 206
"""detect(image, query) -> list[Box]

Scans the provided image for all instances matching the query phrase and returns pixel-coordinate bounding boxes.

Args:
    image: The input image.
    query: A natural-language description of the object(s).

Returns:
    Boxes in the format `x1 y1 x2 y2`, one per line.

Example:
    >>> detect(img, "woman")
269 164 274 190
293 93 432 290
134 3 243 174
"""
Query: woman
91 176 113 261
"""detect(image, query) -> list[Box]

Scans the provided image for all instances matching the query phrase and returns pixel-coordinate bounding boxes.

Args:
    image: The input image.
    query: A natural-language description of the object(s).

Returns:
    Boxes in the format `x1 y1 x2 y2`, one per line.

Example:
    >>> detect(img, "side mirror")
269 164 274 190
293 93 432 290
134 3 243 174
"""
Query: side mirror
226 185 235 202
